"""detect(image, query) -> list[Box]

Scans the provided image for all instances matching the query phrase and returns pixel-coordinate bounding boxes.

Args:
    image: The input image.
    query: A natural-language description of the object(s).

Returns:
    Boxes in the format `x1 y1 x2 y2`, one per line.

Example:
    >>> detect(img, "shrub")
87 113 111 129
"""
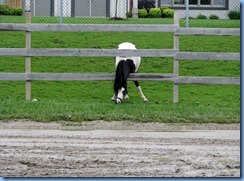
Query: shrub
228 10 240 20
0 4 9 15
148 8 161 18
160 6 174 18
7 8 15 15
162 8 174 18
209 15 219 19
159 6 169 13
138 0 155 11
0 4 23 16
196 14 207 19
13 8 23 16
138 9 147 18
126 11 132 18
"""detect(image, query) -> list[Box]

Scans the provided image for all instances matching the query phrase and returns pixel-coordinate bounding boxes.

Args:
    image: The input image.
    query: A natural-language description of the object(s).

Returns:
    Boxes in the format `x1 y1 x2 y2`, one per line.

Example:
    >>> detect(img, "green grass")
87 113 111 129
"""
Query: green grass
0 97 239 123
0 18 240 123
0 16 240 28
180 19 240 28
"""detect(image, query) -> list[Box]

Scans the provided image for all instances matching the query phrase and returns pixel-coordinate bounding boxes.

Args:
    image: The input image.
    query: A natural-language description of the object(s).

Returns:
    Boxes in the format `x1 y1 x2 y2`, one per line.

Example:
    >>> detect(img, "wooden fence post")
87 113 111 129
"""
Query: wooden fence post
173 13 180 103
25 0 31 101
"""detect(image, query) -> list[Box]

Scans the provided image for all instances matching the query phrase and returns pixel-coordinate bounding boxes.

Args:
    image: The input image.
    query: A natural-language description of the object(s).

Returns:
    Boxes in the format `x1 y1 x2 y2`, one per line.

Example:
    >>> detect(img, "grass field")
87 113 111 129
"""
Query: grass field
0 16 240 28
0 17 240 123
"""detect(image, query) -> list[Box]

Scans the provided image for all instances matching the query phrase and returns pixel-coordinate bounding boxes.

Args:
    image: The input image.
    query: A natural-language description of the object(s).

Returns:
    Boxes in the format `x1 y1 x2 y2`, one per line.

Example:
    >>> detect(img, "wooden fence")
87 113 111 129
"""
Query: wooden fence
0 12 240 102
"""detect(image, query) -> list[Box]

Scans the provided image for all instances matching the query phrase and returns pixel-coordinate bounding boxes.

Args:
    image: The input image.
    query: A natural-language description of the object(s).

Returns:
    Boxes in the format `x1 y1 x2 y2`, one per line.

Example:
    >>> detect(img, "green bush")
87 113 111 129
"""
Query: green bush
138 9 148 18
148 8 161 18
228 10 240 20
159 6 169 13
0 4 23 16
209 15 219 19
0 4 9 15
159 6 174 18
162 8 174 18
7 8 15 15
13 7 23 16
126 11 132 18
197 14 207 19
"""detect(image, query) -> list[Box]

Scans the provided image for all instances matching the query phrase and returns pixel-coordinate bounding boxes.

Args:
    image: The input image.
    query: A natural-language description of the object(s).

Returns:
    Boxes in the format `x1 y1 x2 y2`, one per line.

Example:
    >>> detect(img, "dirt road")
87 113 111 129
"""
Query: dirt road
0 120 240 177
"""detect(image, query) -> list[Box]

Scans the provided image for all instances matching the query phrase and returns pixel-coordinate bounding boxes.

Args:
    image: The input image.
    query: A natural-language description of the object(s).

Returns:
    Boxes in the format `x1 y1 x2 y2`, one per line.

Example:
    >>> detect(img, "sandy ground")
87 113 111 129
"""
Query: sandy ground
0 120 240 177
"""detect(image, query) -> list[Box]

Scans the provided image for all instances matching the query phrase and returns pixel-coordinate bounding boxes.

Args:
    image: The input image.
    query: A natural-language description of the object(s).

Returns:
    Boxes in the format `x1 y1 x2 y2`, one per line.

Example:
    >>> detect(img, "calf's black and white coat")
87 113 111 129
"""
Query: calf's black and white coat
111 42 148 104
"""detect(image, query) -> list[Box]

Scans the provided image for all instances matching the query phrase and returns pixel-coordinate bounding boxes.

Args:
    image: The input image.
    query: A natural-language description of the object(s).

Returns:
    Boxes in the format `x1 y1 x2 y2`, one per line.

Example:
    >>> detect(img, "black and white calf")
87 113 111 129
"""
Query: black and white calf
111 42 148 104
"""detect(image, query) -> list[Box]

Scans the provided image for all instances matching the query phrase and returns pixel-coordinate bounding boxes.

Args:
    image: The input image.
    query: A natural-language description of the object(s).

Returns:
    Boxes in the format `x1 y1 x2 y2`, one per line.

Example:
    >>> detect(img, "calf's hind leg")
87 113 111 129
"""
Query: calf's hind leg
134 81 148 102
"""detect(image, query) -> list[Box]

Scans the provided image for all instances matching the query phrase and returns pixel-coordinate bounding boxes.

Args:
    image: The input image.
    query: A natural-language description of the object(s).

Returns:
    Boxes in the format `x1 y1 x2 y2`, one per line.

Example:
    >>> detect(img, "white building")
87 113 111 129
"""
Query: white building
54 0 71 17
110 0 129 18
160 0 240 19
1 0 239 20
